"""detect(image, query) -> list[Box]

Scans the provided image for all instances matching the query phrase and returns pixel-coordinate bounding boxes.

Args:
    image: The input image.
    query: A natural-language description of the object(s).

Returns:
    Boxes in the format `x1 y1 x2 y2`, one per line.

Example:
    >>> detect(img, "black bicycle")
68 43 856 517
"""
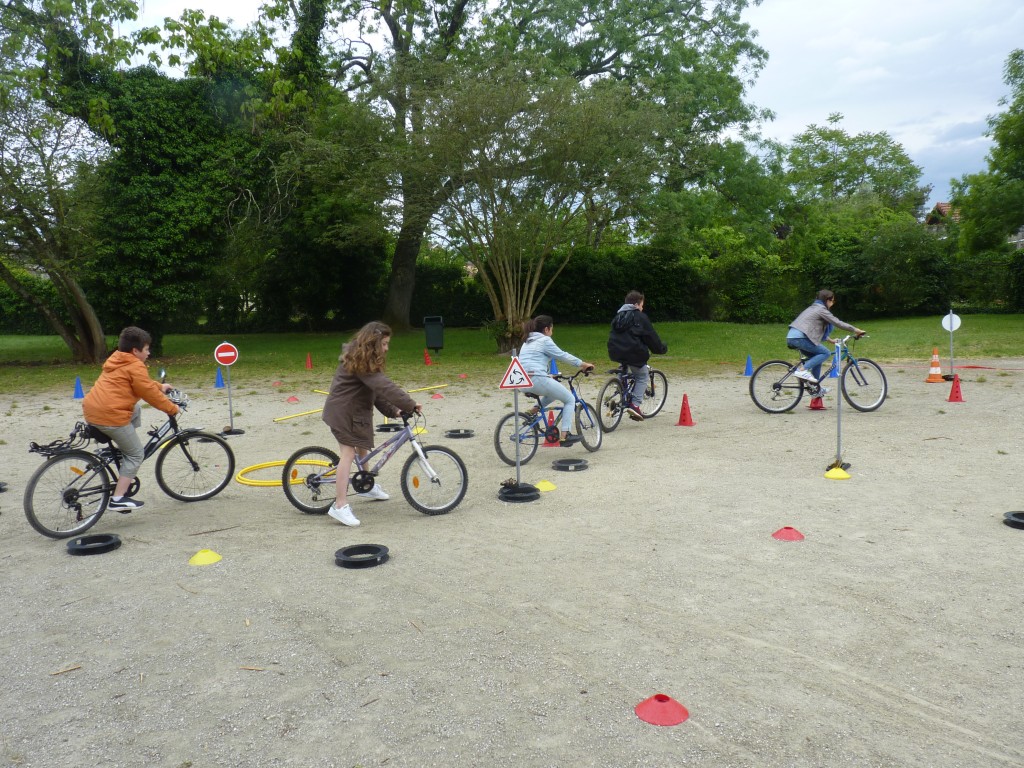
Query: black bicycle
596 363 669 432
23 389 235 539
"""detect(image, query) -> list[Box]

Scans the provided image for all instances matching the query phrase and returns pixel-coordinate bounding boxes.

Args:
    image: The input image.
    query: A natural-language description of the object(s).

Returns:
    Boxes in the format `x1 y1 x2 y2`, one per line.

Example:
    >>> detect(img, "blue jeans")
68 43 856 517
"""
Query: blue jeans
628 364 649 407
787 337 830 380
525 376 575 434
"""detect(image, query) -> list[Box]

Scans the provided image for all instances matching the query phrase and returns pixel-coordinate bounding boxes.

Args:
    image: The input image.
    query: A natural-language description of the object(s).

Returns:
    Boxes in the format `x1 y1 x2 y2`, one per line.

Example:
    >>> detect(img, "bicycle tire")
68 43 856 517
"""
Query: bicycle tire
640 369 668 418
841 358 888 412
401 446 468 515
749 360 804 414
575 401 603 452
494 411 540 466
596 378 625 432
155 432 235 502
282 446 338 514
23 450 115 539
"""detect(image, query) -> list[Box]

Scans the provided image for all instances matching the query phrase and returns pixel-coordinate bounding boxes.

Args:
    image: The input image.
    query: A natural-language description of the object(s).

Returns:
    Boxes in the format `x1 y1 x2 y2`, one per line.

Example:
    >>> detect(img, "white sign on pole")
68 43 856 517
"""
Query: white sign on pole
499 357 534 389
941 312 961 332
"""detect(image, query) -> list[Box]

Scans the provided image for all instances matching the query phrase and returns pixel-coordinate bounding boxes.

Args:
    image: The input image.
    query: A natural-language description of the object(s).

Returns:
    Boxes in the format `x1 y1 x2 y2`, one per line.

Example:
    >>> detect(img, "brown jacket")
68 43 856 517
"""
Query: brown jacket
83 351 178 427
321 360 416 449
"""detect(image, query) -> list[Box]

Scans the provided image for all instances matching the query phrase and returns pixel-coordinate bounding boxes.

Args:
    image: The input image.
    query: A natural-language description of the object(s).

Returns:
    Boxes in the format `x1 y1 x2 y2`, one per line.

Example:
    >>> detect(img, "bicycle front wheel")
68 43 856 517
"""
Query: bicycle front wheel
640 369 669 418
749 360 804 413
282 446 338 514
494 412 539 466
156 432 235 502
24 450 115 539
596 378 624 432
842 358 888 412
575 401 603 452
401 446 468 515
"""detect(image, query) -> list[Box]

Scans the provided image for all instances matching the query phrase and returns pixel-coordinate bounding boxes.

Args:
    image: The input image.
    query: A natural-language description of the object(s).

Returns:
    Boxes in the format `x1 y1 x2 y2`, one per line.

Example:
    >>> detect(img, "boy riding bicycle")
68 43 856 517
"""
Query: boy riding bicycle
607 290 668 421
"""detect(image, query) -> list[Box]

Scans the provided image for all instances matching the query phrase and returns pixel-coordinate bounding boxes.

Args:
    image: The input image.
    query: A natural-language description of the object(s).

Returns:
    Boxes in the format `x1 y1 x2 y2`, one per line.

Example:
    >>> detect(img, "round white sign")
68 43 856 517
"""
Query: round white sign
941 313 961 332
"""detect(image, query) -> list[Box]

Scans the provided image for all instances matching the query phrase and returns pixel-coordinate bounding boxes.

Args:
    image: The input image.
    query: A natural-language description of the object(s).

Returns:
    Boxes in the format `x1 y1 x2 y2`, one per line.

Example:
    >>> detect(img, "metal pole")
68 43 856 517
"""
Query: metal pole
512 347 522 486
835 338 843 465
948 308 955 379
226 365 235 432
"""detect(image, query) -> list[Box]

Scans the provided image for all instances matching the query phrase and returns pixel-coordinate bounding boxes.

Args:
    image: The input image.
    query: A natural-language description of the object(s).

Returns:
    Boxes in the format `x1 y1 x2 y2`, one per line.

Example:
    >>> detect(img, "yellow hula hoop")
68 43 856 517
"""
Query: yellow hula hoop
235 458 338 487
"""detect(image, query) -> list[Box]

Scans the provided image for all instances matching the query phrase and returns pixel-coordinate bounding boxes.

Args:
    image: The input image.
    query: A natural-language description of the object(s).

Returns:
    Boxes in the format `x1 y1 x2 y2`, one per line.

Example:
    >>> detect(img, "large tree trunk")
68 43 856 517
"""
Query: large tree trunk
382 215 428 331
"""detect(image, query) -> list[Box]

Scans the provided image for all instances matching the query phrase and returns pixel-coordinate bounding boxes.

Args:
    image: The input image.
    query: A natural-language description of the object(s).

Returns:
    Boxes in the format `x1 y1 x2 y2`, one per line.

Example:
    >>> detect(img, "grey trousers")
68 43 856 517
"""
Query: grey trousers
90 403 144 478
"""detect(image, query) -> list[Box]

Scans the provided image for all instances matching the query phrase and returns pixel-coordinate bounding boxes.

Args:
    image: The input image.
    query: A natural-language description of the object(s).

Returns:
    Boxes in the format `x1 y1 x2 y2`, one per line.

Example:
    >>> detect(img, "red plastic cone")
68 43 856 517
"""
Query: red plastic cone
807 397 826 411
424 349 433 365
431 392 444 399
675 394 695 426
287 395 300 404
305 352 312 370
542 409 559 447
635 693 689 726
948 374 964 402
772 526 805 541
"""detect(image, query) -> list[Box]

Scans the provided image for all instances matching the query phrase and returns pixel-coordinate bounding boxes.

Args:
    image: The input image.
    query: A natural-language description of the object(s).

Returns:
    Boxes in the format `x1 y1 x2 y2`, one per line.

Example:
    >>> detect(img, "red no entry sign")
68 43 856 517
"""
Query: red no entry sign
214 342 239 366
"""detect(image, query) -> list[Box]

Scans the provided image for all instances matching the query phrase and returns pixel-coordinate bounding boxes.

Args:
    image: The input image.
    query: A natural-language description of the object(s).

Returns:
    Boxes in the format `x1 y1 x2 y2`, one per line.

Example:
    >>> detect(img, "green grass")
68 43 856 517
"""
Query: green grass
3 314 1024 393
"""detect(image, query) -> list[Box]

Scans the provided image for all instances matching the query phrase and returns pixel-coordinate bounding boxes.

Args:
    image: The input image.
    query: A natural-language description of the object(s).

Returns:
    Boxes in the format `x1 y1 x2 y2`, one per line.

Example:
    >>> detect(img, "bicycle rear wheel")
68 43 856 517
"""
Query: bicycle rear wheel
842 358 888 412
282 446 338 514
575 402 603 452
401 446 468 515
596 378 625 432
156 432 235 501
23 450 115 539
639 369 668 418
493 412 540 466
749 360 804 413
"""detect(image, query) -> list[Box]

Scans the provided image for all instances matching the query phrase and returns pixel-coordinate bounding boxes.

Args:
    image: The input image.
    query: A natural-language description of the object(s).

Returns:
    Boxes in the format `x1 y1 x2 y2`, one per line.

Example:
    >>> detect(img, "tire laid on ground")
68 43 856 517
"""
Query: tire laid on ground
67 533 122 555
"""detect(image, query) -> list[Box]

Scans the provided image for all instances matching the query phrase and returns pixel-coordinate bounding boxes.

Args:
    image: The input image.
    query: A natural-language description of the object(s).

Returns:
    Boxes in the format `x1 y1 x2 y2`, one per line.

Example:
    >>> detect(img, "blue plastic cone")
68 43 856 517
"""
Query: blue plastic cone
743 355 753 376
215 367 225 389
73 376 84 399
829 347 840 378
549 358 558 375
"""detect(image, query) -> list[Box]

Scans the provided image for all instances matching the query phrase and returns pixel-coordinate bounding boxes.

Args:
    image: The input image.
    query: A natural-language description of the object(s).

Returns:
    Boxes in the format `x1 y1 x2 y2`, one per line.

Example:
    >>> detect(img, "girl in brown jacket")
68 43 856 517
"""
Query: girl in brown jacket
321 322 420 526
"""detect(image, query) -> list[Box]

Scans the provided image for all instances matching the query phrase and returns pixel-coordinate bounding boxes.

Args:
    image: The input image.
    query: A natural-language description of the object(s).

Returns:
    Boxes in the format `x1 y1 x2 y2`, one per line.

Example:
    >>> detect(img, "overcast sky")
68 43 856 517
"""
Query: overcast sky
135 0 1022 209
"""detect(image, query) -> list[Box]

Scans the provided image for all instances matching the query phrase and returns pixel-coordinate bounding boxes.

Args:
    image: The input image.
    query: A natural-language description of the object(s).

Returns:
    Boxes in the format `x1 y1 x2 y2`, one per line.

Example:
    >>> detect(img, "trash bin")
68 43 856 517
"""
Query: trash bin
424 316 444 352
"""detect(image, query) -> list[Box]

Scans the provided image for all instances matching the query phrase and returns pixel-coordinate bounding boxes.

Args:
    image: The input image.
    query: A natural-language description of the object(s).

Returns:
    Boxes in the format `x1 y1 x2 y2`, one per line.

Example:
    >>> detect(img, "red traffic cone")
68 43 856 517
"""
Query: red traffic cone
675 394 695 426
635 693 689 726
807 397 826 411
772 526 805 541
431 392 444 399
287 395 300 404
925 347 944 383
305 352 312 370
424 348 433 365
948 374 964 402
542 409 559 447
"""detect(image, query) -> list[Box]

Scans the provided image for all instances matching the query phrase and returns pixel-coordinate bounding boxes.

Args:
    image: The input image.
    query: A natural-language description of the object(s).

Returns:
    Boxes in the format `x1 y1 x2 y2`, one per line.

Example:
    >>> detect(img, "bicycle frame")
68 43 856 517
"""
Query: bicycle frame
523 372 591 431
303 417 432 490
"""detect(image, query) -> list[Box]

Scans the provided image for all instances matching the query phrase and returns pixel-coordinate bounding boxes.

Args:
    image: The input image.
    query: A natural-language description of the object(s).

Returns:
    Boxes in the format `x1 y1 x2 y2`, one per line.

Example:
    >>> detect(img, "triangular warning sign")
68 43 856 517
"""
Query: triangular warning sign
499 356 534 389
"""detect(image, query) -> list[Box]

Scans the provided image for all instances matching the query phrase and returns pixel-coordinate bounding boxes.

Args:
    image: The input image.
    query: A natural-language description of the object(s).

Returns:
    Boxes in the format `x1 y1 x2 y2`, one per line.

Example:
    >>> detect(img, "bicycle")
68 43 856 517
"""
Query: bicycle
23 389 236 539
281 412 467 516
748 335 888 414
493 369 603 466
596 363 669 432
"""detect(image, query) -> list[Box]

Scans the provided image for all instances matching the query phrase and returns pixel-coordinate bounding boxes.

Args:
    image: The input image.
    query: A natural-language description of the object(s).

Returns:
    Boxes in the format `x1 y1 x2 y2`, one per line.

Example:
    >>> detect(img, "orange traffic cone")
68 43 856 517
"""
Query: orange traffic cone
305 352 313 370
807 397 826 411
675 394 695 426
424 348 433 365
925 348 943 382
948 374 964 402
542 409 559 447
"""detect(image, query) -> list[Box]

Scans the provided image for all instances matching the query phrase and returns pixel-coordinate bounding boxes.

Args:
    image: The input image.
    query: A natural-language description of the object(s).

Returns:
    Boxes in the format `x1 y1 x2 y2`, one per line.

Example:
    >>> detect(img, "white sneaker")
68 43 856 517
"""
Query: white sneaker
794 369 817 382
355 483 389 501
328 504 360 527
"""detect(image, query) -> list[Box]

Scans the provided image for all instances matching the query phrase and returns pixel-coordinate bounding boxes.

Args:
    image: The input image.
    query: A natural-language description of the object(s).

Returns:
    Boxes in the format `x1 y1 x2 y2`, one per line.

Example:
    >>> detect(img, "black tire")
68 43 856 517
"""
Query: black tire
639 369 669 418
335 544 390 568
596 378 625 432
67 533 122 555
749 360 804 414
575 401 603 452
23 450 114 539
282 446 339 514
155 432 235 502
494 411 539 466
401 446 468 515
841 358 888 412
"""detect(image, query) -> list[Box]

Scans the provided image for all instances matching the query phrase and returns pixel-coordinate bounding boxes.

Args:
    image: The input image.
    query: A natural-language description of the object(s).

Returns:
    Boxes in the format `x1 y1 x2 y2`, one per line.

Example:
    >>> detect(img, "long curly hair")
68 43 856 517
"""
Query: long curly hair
341 321 392 375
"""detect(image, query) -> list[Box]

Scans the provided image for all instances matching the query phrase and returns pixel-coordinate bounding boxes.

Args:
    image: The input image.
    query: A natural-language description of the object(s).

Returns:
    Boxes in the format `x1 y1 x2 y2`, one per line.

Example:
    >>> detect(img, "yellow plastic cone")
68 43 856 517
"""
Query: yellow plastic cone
535 480 557 492
189 549 222 566
824 467 851 480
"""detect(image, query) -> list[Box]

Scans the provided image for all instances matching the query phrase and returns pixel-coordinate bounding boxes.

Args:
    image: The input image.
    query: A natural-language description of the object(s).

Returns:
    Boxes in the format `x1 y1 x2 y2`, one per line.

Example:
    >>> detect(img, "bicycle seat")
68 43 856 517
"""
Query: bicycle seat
607 365 629 375
85 425 112 444
524 392 542 402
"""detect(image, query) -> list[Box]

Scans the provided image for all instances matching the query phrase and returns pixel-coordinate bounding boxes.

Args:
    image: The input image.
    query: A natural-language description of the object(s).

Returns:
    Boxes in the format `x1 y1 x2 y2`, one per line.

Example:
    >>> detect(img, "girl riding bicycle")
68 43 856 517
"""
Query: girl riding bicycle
517 315 595 446
787 290 866 384
321 321 421 527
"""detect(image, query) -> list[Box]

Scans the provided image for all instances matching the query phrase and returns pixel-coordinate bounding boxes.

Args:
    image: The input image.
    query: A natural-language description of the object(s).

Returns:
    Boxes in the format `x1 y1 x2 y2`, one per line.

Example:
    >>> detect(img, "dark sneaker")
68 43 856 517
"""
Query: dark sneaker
626 403 645 421
108 497 144 513
560 434 582 446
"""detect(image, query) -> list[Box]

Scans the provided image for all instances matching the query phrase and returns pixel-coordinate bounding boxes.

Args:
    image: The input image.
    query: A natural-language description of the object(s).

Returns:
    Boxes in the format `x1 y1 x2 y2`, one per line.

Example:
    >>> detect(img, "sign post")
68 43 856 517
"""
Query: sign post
499 353 534 488
941 310 961 380
214 342 244 436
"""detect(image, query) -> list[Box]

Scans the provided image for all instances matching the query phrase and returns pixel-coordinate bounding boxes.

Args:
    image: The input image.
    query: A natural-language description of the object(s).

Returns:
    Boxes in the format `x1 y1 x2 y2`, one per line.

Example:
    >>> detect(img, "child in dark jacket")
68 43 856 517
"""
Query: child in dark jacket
607 290 668 421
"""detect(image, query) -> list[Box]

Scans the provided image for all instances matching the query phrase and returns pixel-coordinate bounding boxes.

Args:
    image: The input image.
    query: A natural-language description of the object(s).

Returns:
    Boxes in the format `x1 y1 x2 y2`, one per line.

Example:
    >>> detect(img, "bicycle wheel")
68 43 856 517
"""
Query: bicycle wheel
575 402 603 452
493 411 540 466
23 450 115 539
401 446 468 515
156 432 235 502
596 378 625 432
749 360 804 414
841 358 888 412
281 446 338 514
639 369 669 418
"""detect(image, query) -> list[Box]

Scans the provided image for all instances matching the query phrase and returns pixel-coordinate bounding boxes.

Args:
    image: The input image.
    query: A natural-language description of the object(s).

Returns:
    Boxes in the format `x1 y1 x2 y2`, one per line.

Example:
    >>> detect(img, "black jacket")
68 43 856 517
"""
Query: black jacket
607 306 668 366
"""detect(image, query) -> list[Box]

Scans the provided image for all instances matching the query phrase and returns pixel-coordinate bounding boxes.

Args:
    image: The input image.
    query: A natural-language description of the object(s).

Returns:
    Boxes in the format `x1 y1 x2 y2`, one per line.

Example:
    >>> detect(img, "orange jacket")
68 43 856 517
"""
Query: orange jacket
82 351 179 427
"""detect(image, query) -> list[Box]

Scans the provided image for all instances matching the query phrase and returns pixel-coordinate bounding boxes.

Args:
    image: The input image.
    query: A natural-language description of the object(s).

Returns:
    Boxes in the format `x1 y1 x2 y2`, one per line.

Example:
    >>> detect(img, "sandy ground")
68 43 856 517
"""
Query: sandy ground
2 357 1024 768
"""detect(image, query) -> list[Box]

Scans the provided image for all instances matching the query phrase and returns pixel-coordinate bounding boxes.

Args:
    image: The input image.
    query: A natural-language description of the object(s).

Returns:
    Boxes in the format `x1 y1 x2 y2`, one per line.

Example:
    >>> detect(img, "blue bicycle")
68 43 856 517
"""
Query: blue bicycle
493 370 603 465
